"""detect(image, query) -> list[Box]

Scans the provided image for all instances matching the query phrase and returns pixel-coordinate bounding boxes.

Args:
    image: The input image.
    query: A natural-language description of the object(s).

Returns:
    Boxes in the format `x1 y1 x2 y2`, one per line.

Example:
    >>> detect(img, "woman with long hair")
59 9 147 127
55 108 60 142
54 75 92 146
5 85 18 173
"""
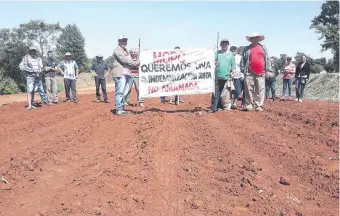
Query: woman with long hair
295 54 311 102
281 57 296 100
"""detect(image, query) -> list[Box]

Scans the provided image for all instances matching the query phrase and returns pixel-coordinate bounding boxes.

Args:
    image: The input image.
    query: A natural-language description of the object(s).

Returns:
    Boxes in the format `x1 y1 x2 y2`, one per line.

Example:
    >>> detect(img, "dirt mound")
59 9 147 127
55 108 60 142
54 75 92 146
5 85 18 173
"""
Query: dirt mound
0 93 338 216
276 73 339 101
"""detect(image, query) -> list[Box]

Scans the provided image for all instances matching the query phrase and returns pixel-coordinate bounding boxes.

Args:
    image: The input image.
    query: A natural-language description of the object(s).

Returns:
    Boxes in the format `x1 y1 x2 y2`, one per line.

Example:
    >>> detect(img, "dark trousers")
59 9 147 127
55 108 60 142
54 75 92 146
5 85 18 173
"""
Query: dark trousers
95 77 108 101
64 78 77 102
295 78 307 99
211 79 227 112
265 79 276 100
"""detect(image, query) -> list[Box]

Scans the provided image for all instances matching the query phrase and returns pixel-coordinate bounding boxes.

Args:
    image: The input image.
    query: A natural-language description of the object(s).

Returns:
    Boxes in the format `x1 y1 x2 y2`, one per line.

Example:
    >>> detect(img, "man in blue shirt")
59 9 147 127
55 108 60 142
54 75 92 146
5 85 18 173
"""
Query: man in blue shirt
91 54 109 103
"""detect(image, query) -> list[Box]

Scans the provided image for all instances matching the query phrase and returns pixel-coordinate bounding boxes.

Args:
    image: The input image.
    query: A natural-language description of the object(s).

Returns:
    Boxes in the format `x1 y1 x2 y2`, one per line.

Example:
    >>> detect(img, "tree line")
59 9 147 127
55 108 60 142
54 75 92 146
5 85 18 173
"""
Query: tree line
0 20 88 94
0 1 338 94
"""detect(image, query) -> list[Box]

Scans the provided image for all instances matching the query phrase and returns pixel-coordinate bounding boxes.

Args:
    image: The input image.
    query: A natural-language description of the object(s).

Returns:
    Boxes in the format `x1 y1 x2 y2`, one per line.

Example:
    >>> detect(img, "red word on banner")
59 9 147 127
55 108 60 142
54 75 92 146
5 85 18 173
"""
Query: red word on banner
153 51 186 64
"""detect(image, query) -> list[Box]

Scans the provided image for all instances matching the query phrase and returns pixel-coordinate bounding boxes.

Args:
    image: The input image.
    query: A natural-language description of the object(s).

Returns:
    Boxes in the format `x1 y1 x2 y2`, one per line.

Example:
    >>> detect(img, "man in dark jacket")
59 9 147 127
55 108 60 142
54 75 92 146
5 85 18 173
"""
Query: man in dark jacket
295 54 311 102
91 54 109 103
265 57 280 102
43 51 59 104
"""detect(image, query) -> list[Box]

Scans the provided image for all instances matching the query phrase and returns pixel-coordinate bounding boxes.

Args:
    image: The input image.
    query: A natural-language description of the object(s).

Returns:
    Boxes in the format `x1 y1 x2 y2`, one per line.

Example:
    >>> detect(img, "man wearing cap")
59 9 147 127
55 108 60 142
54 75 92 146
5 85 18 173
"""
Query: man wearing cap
112 35 140 116
125 48 144 107
58 52 79 104
240 33 270 112
210 38 236 113
91 54 109 103
43 51 59 104
19 47 49 110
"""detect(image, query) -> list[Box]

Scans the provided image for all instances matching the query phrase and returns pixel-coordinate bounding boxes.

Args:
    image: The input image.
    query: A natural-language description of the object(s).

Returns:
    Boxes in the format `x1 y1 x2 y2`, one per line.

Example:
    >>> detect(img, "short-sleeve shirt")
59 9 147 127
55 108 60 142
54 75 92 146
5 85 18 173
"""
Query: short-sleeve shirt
248 44 265 75
59 60 79 80
91 62 109 79
216 51 236 80
43 58 58 77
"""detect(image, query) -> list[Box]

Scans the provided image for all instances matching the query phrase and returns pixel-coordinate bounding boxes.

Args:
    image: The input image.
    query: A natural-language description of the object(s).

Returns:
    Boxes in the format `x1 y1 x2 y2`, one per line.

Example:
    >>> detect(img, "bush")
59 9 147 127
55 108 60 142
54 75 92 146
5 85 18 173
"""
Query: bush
57 83 63 93
0 75 20 94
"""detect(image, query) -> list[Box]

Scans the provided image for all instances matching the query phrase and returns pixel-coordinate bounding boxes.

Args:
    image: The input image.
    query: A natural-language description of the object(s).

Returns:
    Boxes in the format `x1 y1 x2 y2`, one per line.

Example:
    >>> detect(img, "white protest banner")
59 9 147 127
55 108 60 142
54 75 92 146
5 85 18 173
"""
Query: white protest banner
139 48 215 98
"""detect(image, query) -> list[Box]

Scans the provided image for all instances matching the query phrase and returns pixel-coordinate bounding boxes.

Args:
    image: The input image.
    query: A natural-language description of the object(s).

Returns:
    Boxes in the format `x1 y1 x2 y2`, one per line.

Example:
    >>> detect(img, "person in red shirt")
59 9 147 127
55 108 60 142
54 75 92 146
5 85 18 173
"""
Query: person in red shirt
240 33 270 112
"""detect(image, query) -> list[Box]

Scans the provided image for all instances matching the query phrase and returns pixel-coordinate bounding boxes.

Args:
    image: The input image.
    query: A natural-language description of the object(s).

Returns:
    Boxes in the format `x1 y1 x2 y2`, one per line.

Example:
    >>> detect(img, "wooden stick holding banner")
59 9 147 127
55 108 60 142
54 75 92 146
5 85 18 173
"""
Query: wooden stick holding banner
137 38 143 114
211 32 219 107
138 38 141 57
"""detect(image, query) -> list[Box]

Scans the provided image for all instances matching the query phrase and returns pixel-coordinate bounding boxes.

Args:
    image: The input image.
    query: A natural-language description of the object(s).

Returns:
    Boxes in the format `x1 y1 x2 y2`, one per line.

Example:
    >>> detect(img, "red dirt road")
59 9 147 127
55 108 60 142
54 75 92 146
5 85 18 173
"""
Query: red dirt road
0 93 338 216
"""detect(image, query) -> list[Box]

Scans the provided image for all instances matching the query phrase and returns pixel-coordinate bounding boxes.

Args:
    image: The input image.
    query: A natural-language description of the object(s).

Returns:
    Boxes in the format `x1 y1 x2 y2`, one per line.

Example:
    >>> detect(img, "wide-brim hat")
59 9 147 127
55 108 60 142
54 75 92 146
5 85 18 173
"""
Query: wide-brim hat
64 52 72 56
246 33 265 42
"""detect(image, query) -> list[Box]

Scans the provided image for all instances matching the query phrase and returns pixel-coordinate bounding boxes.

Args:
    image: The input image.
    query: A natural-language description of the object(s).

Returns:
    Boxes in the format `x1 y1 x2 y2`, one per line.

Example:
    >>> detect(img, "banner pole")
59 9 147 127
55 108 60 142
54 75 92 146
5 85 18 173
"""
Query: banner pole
212 32 219 109
138 38 141 56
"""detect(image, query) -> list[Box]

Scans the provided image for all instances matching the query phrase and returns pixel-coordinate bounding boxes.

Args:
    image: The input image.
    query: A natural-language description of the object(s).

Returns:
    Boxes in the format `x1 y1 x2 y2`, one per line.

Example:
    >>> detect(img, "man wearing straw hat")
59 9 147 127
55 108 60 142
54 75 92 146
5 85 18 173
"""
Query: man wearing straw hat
91 54 109 103
240 33 270 112
112 35 140 116
58 52 79 104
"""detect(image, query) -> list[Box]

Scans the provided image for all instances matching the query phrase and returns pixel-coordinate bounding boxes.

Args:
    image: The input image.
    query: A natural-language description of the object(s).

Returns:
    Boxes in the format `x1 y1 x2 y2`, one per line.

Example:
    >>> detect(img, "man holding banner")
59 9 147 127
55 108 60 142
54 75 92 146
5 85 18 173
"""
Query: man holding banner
112 35 140 116
160 46 184 105
210 38 236 113
125 48 144 107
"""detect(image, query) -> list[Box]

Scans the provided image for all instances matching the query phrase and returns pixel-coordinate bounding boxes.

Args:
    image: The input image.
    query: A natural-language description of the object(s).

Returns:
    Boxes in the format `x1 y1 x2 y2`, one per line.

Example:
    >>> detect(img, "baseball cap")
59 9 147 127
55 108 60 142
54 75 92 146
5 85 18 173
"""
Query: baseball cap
29 47 36 51
64 52 72 56
220 38 229 44
96 54 103 58
118 35 128 40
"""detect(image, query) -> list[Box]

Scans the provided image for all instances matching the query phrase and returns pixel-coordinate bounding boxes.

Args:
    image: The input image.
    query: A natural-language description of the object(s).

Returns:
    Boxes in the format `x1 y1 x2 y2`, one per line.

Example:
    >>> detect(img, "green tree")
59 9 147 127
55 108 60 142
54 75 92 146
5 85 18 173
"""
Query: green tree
294 52 315 65
277 54 288 70
314 57 327 66
236 46 246 55
0 28 31 92
56 24 88 72
19 20 61 57
310 0 339 71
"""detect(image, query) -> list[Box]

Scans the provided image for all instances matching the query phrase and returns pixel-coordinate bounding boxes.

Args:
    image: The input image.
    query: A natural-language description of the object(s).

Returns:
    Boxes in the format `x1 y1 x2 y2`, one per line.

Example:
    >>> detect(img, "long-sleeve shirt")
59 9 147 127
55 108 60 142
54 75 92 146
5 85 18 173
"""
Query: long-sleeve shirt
19 54 43 77
112 46 139 78
295 61 311 79
283 63 296 80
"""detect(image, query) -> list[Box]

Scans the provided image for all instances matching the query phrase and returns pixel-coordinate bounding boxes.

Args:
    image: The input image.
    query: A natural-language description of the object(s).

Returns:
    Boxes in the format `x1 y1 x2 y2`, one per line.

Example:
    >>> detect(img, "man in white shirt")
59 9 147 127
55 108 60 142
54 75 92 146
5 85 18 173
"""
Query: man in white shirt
58 52 79 104
230 46 244 109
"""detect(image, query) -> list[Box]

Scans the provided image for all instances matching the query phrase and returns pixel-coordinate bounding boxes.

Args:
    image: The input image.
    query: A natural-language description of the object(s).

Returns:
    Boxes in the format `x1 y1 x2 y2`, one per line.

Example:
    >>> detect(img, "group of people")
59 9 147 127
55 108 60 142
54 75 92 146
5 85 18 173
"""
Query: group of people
18 32 311 114
19 49 79 110
210 32 311 113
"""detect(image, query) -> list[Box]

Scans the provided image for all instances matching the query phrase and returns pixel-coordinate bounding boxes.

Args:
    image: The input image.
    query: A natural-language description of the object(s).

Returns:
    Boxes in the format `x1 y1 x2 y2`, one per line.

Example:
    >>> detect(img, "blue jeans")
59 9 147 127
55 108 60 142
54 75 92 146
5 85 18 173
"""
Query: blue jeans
282 79 292 97
295 78 307 99
114 75 131 112
114 77 124 112
233 78 244 100
265 79 276 99
27 76 48 104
